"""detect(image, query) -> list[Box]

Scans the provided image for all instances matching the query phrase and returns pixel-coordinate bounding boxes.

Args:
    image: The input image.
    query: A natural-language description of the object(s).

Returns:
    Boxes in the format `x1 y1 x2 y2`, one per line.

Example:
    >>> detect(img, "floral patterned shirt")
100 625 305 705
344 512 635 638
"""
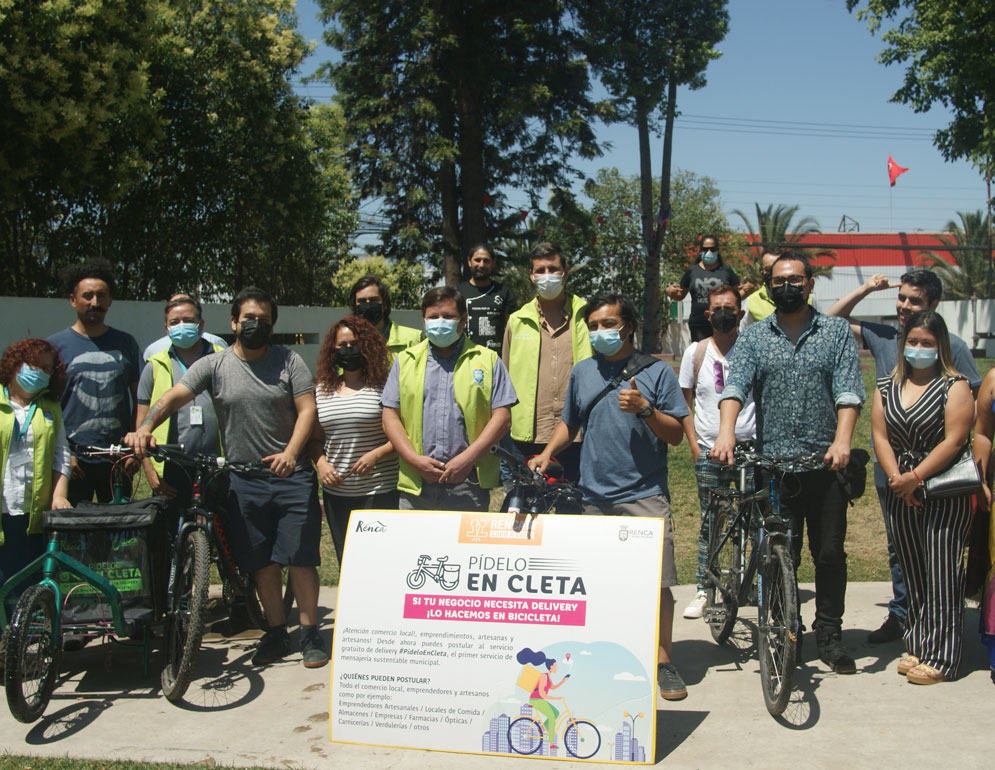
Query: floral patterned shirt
721 309 864 458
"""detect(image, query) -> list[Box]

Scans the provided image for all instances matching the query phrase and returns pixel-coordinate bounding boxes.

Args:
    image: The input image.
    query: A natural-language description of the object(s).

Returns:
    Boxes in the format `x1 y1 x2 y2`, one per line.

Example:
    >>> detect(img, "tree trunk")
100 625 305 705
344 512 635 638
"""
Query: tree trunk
439 108 462 287
648 74 678 353
458 76 486 282
636 96 659 352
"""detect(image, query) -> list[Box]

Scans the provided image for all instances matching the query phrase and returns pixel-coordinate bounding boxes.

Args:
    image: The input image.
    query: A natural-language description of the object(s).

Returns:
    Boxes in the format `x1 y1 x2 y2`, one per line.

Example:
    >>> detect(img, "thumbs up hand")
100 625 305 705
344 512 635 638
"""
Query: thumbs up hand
619 376 650 414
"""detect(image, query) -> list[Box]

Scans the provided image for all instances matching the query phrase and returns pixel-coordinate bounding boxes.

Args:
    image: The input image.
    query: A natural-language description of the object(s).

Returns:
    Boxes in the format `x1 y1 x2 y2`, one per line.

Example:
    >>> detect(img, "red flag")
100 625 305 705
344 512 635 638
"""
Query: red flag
887 155 909 187
519 209 528 222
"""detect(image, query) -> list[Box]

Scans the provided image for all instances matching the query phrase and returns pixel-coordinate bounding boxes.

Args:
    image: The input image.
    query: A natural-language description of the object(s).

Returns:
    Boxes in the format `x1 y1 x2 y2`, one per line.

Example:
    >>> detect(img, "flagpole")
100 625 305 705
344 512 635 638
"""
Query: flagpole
889 186 893 231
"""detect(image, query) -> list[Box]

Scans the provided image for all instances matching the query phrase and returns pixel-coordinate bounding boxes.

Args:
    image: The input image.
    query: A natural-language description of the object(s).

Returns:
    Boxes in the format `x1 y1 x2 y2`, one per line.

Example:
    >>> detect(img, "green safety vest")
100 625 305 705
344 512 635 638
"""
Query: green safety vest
386 322 424 359
505 294 592 442
396 338 500 495
0 390 62 544
147 343 224 474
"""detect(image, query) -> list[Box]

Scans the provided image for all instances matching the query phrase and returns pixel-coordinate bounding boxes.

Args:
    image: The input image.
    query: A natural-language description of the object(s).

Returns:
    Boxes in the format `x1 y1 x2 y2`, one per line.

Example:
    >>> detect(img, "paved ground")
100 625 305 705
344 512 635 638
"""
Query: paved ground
1 582 992 769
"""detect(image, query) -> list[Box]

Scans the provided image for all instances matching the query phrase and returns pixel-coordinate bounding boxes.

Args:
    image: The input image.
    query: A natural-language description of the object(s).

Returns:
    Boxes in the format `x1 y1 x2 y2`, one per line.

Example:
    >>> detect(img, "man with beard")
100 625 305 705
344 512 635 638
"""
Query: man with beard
712 253 864 675
458 242 512 352
47 259 141 504
348 274 422 358
828 268 981 644
126 286 327 669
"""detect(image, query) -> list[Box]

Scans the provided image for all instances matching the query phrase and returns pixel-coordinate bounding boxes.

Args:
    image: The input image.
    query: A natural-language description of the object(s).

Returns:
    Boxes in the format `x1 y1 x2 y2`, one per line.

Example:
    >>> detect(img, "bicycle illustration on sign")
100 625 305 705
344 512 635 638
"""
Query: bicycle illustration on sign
406 554 461 591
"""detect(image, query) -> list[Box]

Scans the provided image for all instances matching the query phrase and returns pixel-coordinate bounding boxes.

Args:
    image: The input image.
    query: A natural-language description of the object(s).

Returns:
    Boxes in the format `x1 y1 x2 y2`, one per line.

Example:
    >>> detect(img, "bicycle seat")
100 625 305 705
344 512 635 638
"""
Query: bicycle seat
436 555 448 563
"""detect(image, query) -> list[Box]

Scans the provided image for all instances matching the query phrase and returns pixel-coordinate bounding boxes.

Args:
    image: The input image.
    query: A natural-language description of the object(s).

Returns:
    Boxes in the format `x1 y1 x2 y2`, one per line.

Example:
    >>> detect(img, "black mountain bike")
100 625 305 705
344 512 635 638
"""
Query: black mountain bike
702 447 825 716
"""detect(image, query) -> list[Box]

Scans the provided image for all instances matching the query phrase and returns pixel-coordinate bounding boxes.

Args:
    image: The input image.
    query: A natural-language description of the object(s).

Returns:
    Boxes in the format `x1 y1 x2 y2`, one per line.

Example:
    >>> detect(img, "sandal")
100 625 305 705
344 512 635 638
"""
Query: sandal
906 662 946 685
896 655 920 676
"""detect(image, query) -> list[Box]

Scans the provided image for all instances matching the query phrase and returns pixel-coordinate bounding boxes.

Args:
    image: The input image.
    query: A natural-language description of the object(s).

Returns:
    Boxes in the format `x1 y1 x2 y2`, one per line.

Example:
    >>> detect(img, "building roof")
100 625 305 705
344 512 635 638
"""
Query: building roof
786 232 955 267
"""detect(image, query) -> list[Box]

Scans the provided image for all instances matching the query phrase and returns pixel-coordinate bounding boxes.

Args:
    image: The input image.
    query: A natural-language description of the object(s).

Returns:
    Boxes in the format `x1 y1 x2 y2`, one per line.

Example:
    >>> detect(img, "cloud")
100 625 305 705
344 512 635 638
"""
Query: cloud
612 672 647 682
579 651 593 656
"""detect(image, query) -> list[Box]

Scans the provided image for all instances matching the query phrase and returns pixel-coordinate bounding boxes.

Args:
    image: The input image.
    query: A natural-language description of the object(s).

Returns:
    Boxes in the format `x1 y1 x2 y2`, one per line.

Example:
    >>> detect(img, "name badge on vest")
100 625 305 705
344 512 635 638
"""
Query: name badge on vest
472 368 485 386
189 405 204 426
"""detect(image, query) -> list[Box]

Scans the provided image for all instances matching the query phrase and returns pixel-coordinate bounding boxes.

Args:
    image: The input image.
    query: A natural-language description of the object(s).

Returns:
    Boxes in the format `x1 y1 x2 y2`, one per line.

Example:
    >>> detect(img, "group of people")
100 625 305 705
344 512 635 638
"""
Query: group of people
2 243 993 695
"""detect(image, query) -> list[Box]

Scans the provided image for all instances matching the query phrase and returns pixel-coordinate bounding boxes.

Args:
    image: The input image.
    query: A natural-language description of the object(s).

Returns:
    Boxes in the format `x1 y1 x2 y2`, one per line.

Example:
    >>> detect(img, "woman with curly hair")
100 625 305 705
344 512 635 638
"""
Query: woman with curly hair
309 316 398 564
1 338 72 607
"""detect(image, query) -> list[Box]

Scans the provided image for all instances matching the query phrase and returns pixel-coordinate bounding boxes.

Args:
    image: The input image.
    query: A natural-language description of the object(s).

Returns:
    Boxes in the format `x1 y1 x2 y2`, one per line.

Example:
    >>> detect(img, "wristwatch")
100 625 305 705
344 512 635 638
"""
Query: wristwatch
637 403 654 419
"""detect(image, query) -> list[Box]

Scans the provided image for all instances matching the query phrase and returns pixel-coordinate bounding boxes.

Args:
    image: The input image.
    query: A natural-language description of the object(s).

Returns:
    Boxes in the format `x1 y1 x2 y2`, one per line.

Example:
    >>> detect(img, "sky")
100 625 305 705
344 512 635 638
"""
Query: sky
291 0 988 235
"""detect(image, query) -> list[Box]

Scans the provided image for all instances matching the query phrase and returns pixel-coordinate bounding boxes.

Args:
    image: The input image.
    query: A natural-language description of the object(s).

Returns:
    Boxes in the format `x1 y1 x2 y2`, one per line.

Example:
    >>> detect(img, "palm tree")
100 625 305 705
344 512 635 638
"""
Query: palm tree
732 203 832 284
919 209 994 298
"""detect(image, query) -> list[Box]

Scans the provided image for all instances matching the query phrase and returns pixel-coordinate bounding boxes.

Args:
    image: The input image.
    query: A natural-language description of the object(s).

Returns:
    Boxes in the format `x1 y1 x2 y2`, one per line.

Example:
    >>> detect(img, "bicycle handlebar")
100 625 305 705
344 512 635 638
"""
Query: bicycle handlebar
732 447 827 471
71 443 272 477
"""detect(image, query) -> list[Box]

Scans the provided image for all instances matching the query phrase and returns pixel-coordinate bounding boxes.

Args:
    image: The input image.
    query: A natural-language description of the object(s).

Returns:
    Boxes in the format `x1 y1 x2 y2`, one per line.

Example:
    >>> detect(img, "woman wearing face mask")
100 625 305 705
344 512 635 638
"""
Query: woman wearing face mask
1 339 72 611
665 235 740 342
871 311 974 685
310 316 398 564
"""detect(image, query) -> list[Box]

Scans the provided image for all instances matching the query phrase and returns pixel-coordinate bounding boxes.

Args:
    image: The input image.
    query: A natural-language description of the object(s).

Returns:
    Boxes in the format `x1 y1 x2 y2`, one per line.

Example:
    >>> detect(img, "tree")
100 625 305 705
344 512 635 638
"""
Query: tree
321 0 605 285
331 255 426 310
574 0 729 351
732 203 832 284
920 210 994 298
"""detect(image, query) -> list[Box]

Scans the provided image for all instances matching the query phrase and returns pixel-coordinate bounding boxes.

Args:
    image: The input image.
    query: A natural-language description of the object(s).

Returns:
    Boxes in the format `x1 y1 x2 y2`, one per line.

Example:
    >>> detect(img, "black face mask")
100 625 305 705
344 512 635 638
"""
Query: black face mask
238 319 272 349
770 283 806 313
709 307 738 334
353 302 383 325
334 345 364 372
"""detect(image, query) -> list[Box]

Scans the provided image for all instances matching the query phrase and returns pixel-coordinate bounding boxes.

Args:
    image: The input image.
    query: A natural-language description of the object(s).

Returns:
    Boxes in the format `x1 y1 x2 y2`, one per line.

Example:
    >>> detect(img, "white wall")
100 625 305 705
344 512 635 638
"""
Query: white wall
0 297 425 372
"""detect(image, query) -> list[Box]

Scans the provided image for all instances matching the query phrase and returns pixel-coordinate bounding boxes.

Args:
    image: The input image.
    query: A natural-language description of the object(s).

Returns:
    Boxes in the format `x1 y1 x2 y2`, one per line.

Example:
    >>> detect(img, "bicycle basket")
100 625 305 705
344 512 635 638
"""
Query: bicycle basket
43 497 171 625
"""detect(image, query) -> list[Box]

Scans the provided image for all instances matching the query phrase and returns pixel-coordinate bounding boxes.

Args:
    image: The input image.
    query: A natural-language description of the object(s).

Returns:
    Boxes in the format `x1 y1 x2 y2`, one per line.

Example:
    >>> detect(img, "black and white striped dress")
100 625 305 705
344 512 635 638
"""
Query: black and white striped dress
878 374 973 678
315 386 398 497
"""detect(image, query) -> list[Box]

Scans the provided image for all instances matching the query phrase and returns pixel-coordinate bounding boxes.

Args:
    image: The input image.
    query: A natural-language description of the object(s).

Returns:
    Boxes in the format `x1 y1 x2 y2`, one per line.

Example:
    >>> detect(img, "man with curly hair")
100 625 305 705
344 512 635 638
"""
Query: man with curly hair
47 260 141 504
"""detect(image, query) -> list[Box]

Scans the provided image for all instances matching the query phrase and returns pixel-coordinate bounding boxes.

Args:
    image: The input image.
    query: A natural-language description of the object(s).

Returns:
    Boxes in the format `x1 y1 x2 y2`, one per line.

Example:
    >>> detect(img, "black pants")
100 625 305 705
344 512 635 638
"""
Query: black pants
322 489 400 565
68 459 132 505
779 468 848 631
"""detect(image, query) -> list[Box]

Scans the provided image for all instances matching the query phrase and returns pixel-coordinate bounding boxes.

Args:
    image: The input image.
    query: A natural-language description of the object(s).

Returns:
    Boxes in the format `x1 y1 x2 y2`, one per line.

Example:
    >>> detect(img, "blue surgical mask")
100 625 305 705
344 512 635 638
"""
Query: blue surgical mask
904 346 938 369
16 363 50 394
168 322 201 349
701 250 719 266
425 318 461 347
590 328 624 356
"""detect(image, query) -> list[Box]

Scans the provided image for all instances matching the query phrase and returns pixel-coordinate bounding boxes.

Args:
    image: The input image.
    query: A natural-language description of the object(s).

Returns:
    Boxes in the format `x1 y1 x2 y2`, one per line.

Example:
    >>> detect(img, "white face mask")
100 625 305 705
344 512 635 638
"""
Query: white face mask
534 273 565 300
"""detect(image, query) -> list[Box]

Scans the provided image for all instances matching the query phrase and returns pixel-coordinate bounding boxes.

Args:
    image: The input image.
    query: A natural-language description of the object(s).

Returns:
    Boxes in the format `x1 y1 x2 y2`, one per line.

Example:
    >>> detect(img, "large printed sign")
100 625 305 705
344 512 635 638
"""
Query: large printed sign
331 511 662 763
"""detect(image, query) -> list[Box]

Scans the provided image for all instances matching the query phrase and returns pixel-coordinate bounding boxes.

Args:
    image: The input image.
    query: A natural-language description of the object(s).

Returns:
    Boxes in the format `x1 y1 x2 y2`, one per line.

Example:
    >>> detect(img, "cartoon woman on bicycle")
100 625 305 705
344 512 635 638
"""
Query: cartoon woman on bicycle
516 647 570 748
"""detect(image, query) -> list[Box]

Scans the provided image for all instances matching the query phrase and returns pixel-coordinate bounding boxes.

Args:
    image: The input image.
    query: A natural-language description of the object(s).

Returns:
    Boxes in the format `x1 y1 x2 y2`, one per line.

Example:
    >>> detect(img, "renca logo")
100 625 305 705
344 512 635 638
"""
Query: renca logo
458 513 543 545
355 520 387 533
619 525 654 541
472 368 485 385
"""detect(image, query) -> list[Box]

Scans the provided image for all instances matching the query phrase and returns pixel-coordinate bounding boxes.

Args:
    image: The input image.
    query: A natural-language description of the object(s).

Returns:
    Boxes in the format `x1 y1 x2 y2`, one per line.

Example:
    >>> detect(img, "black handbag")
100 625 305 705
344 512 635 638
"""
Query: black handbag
923 446 983 500
838 448 870 504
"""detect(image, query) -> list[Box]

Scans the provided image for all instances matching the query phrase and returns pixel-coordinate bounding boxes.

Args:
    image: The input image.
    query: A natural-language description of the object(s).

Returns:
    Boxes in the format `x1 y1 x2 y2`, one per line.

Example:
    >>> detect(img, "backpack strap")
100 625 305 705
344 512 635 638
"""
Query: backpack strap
691 339 710 391
582 353 659 424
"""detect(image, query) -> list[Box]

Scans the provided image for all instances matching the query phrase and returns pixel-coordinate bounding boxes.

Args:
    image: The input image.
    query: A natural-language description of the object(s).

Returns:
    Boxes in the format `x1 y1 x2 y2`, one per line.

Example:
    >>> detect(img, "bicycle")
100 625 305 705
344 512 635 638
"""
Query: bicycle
489 444 581 535
701 447 826 717
405 555 460 591
507 698 601 759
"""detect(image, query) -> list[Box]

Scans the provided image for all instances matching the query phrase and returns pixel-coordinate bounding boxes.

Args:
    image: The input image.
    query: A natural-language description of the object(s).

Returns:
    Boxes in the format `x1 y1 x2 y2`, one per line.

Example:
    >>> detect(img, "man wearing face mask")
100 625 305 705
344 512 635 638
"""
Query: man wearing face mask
529 293 690 700
828 268 981 644
665 235 741 342
127 286 328 669
142 292 228 362
678 285 757 619
502 242 592 483
712 253 865 675
135 296 223 502
348 274 423 358
381 286 517 511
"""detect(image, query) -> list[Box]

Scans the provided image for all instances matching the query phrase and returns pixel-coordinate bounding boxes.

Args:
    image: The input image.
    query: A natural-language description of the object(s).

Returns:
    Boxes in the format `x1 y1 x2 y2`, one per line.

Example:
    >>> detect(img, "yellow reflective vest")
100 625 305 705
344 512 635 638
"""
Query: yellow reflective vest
0 390 62 543
505 295 592 442
386 321 423 359
395 339 500 495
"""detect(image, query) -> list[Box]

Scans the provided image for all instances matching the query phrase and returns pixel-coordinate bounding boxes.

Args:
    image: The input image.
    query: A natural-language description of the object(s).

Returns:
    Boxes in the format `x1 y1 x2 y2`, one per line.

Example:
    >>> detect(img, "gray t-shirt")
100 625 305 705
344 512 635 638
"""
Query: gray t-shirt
137 343 221 456
179 346 313 467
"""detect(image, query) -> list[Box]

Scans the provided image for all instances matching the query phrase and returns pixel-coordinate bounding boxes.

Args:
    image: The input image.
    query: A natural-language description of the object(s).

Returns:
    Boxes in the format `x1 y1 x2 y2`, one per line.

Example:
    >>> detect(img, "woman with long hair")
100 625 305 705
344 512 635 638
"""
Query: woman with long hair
310 316 398 564
665 234 741 342
1 338 72 608
870 311 974 684
515 647 570 748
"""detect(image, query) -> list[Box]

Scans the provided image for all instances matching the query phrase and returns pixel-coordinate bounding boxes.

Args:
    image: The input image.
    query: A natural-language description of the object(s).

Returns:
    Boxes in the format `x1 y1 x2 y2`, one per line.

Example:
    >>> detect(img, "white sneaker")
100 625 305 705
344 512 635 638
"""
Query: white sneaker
683 590 708 619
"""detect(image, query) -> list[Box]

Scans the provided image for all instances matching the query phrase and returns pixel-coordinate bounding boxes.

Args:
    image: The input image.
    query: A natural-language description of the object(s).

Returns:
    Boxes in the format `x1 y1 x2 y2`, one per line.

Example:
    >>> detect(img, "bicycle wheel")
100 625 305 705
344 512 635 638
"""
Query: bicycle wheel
507 715 544 755
221 567 266 631
406 569 426 590
161 529 210 702
564 719 601 759
704 500 739 644
758 543 799 717
4 583 62 723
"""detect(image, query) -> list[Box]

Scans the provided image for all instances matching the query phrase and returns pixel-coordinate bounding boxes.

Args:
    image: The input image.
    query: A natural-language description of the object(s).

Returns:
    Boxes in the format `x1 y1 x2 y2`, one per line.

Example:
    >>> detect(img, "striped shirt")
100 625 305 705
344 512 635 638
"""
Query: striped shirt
315 386 398 497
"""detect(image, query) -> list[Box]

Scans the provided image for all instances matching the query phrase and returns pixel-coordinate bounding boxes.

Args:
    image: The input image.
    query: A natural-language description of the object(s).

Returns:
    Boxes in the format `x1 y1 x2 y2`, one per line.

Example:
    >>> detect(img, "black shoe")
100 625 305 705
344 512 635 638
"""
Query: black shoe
816 628 856 674
300 626 329 669
657 663 688 701
867 613 904 644
251 628 292 666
